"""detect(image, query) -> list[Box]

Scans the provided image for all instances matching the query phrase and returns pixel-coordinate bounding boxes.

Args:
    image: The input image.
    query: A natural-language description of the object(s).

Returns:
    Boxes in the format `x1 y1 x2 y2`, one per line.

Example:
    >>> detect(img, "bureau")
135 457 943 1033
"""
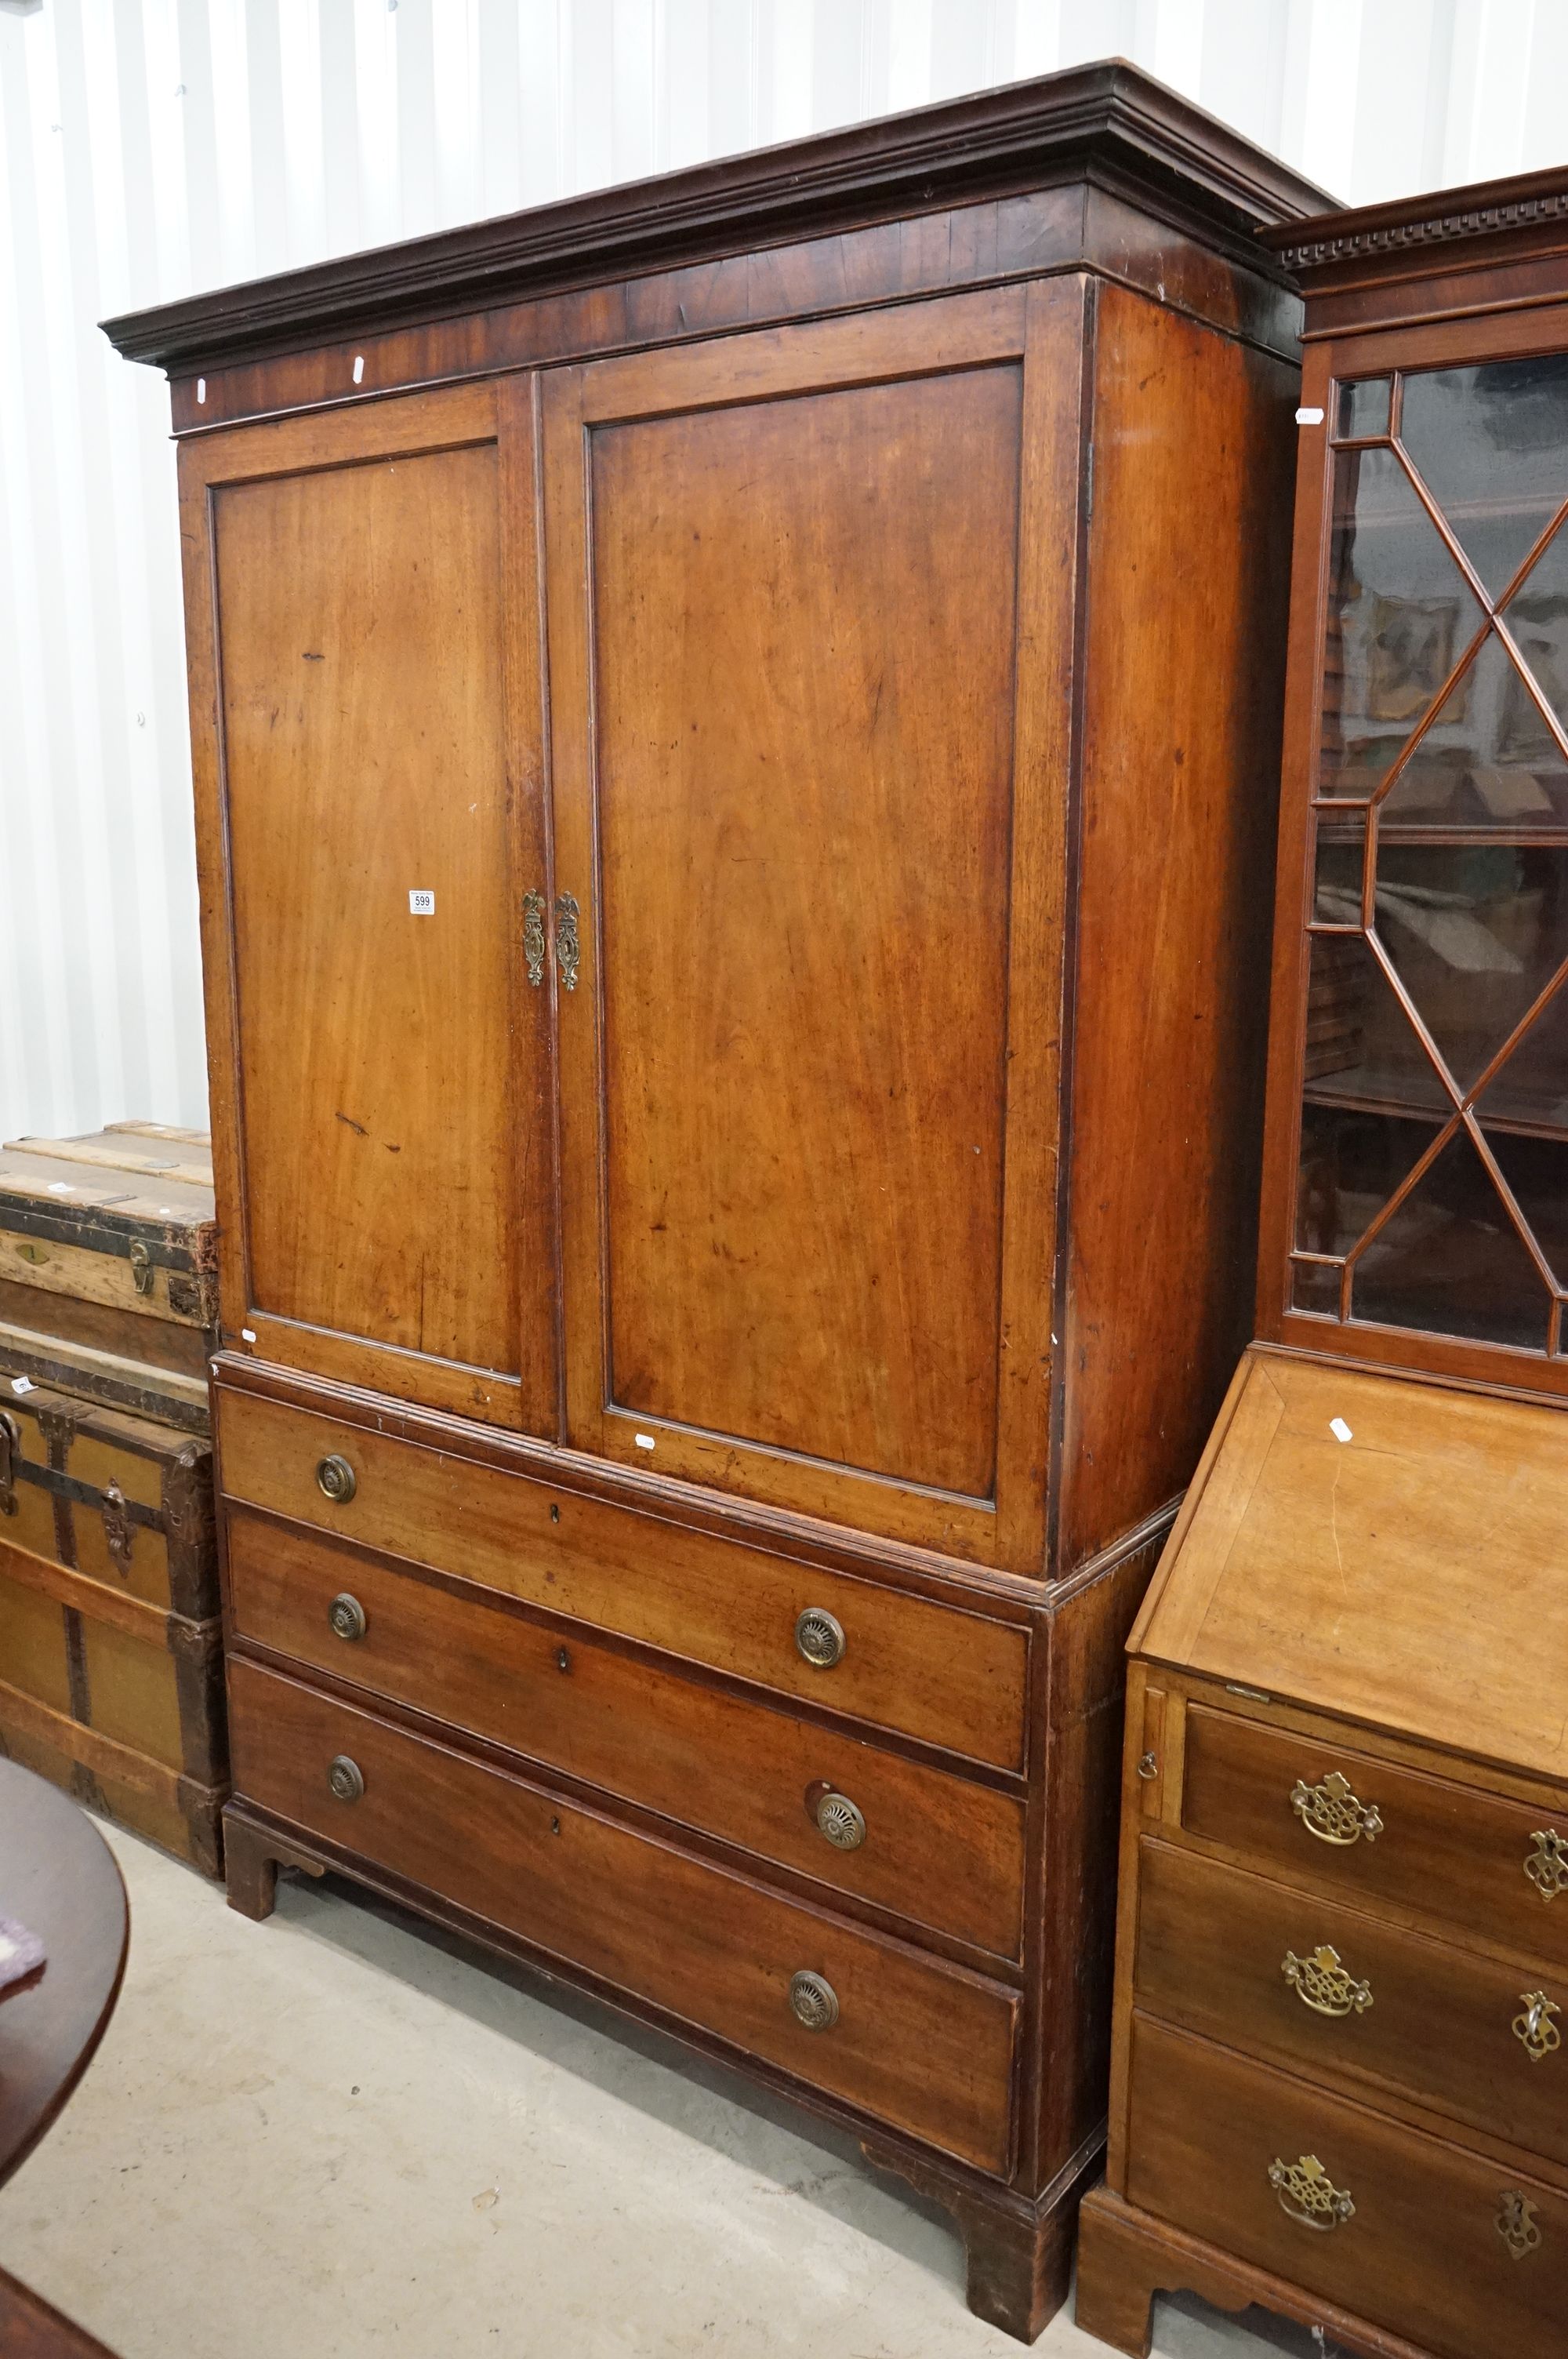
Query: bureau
103 64 1325 2339
1076 1349 1568 2358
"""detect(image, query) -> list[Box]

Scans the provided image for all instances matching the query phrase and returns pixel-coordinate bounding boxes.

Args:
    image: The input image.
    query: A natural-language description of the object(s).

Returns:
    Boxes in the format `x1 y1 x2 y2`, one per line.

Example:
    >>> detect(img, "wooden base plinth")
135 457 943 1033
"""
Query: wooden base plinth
222 1804 322 1921
864 2131 1104 2343
1074 2184 1439 2359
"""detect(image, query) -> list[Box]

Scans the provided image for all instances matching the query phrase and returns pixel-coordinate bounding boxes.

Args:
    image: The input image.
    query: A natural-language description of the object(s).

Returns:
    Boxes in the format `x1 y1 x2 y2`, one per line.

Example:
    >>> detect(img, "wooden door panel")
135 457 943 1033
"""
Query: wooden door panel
181 385 557 1430
544 288 1082 1563
593 367 1016 1496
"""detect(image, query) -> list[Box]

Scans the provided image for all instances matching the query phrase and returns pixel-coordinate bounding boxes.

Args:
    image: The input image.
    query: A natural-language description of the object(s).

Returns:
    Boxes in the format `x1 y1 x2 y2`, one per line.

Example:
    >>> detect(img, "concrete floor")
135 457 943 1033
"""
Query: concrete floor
0 1823 1317 2359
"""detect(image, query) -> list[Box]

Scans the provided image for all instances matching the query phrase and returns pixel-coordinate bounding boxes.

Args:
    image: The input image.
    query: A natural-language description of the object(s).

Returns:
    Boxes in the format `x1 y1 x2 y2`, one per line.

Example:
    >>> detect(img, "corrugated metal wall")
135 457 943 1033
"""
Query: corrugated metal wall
0 0 1555 1138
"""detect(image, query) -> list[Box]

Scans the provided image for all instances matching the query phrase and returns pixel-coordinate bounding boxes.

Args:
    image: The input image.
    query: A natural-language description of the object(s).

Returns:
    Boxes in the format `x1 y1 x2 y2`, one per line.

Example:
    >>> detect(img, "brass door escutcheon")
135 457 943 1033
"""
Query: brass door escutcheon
1513 1990 1561 2064
554 892 581 991
1269 2154 1355 2230
1291 1769 1384 1847
1525 1830 1568 1902
1497 2190 1542 2260
522 891 546 987
1282 1944 1374 2019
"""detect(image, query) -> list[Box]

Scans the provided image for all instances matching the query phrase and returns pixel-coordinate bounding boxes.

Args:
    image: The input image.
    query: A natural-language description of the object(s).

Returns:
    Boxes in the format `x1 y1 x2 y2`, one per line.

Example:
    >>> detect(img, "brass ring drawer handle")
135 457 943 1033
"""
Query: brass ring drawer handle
1514 1990 1562 2064
1282 1944 1373 2018
328 1593 367 1643
316 1454 357 1504
1525 1830 1568 1901
795 1608 845 1669
327 1754 365 1803
1269 2154 1355 2230
789 1969 839 2030
814 1790 866 1852
1290 1770 1383 1847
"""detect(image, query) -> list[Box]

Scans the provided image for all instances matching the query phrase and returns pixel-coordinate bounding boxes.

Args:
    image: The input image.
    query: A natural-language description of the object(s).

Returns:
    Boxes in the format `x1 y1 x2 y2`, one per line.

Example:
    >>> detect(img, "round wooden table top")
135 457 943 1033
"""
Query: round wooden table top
0 1759 129 2190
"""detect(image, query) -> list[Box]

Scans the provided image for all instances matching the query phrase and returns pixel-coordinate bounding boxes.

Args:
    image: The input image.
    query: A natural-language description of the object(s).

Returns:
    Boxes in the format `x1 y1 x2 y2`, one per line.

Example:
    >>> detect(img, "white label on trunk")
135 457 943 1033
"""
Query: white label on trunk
10 1376 33 1394
408 889 435 915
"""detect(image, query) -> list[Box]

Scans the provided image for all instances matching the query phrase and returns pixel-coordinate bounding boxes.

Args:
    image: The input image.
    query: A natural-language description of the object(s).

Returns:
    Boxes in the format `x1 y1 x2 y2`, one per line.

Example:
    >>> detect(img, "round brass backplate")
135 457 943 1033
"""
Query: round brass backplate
794 1607 845 1669
789 1969 840 2031
815 1790 866 1851
316 1453 358 1504
327 1754 365 1802
328 1592 368 1643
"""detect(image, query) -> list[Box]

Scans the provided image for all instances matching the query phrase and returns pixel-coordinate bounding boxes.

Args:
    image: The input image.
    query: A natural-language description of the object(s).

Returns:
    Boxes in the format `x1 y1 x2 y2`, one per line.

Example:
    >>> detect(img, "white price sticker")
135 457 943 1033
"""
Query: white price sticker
408 889 435 915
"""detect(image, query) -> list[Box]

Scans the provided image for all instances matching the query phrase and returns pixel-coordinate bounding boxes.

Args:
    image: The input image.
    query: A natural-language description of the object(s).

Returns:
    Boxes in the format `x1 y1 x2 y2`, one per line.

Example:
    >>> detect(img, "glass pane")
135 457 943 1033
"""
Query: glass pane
1399 354 1568 601
1351 1127 1552 1350
1373 844 1568 1096
1301 929 1448 1109
1313 819 1363 923
1296 1100 1441 1258
1477 969 1568 1132
1483 1130 1568 1292
1290 1257 1341 1314
1380 628 1568 833
1335 377 1391 440
1320 448 1483 801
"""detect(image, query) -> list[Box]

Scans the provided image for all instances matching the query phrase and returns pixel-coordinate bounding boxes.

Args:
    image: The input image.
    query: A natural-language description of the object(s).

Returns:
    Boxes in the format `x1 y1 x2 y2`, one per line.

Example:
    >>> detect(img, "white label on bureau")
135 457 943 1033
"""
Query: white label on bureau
634 1434 656 1450
1330 1416 1353 1442
408 889 435 915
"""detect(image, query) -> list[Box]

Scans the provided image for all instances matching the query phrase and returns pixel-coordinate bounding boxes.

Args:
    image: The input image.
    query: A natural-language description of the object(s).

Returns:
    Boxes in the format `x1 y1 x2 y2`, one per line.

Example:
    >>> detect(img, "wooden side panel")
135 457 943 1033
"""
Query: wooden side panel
1058 281 1298 1571
588 363 1018 1499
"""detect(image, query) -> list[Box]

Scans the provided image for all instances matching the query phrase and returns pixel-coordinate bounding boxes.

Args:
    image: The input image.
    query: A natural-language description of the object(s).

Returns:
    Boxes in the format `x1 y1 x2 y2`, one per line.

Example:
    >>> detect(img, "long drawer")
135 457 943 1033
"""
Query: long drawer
1126 2015 1568 2359
1136 1837 1568 2167
225 1507 1025 1957
228 1657 1018 2172
1182 1705 1568 1968
216 1387 1029 1771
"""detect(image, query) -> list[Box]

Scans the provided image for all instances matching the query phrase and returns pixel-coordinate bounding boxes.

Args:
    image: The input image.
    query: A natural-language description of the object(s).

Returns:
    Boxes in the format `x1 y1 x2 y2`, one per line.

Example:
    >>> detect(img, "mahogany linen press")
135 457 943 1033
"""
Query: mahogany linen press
103 64 1326 2338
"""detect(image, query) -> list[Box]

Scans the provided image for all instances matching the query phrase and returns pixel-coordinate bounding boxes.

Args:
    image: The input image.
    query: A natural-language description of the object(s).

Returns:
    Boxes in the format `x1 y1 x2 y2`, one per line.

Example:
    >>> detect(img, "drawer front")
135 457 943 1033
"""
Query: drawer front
216 1387 1028 1771
226 1507 1025 1957
1183 1706 1568 1968
1137 1837 1568 2168
228 1657 1018 2172
1127 2016 1568 2359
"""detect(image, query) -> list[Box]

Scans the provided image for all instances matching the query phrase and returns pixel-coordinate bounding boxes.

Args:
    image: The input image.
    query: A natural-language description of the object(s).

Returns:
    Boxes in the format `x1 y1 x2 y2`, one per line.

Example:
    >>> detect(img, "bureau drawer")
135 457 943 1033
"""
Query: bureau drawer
1126 2015 1568 2359
216 1388 1028 1772
227 1656 1018 2172
225 1507 1025 1957
1136 1838 1568 2168
1182 1706 1568 1967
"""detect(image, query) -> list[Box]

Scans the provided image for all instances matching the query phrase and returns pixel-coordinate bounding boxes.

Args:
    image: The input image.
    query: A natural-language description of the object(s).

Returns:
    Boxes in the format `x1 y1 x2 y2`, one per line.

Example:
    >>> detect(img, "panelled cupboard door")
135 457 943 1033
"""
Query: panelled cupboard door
542 285 1083 1566
178 383 559 1433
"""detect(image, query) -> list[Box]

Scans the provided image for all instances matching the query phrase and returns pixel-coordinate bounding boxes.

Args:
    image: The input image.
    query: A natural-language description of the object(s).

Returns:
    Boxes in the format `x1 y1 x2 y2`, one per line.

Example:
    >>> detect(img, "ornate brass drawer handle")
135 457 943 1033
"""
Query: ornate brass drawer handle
521 890 546 988
327 1754 365 1803
1282 1944 1374 2019
1498 2190 1542 2260
316 1454 357 1504
1525 1829 1568 1902
1291 1769 1383 1848
554 892 581 992
1513 1990 1562 2064
814 1790 866 1852
795 1608 845 1669
1269 2154 1355 2230
328 1593 368 1643
789 1969 839 2030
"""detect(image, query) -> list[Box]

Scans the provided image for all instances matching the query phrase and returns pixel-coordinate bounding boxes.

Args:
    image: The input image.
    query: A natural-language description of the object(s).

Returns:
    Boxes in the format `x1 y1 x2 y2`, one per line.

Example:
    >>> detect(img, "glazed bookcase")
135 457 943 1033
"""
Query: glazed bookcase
1258 176 1568 1393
